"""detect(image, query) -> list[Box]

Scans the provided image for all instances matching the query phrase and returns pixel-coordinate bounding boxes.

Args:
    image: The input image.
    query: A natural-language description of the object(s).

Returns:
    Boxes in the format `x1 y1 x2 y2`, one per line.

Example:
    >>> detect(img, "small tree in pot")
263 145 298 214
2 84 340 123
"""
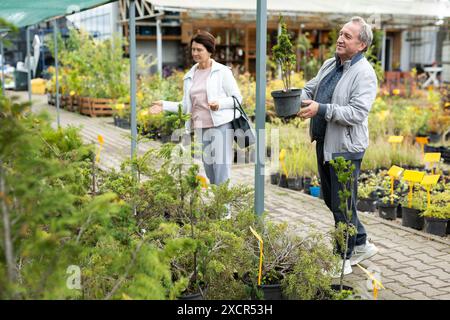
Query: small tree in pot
271 17 302 117
329 157 357 292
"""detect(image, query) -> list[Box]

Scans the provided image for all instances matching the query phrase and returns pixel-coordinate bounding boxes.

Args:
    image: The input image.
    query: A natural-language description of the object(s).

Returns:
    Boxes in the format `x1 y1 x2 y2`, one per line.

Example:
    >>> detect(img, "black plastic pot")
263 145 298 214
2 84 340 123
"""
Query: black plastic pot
303 176 312 194
378 202 398 220
397 203 403 218
401 207 424 230
287 176 303 191
271 89 302 117
428 132 442 144
357 198 377 212
331 284 354 292
178 292 204 300
256 283 284 300
279 174 288 188
447 221 450 235
113 116 131 129
270 172 280 185
160 134 172 144
424 217 448 237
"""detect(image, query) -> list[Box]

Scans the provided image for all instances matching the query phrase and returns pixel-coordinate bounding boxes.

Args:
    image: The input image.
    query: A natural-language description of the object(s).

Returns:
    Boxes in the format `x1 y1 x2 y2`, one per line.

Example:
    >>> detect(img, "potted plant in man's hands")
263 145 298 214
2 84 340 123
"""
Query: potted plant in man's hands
271 17 302 117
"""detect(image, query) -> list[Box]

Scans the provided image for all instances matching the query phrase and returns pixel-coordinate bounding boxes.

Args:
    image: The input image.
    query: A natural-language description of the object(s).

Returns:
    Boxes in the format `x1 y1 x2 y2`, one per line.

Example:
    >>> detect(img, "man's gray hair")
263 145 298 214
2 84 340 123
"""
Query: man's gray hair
350 16 373 52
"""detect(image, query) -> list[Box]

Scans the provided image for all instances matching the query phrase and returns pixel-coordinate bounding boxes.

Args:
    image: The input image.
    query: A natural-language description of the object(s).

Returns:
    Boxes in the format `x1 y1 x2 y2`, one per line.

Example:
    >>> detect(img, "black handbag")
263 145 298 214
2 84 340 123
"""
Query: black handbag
231 96 256 149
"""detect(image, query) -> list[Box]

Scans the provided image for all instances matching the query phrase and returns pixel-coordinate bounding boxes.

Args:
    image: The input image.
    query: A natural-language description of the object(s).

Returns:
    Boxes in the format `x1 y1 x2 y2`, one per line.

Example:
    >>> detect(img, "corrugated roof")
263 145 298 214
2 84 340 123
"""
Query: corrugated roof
149 0 450 18
0 1 115 28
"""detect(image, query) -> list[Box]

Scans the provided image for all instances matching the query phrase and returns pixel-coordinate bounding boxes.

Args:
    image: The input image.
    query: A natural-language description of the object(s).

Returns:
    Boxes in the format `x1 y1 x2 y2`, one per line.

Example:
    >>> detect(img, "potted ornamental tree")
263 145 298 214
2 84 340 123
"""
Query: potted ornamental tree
271 17 302 117
329 157 357 293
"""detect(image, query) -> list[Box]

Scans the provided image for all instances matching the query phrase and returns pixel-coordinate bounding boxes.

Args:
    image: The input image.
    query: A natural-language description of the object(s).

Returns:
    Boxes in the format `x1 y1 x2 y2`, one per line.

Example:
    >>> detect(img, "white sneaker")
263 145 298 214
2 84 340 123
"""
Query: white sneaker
330 259 353 278
350 241 379 266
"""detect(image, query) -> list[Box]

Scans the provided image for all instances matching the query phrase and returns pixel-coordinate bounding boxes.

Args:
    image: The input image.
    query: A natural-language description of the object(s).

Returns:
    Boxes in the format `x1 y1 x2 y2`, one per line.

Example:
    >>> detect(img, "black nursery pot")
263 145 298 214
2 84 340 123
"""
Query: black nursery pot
357 198 377 212
255 284 285 300
178 292 204 300
271 89 302 118
270 172 280 185
397 203 403 218
279 174 288 188
401 207 424 230
424 217 448 237
331 284 354 293
377 202 398 220
287 176 303 191
303 177 312 194
178 285 207 300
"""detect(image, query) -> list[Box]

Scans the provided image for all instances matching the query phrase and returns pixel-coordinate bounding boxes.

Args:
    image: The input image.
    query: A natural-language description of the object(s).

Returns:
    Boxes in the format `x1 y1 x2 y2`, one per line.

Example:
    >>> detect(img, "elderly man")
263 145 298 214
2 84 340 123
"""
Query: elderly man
298 16 378 276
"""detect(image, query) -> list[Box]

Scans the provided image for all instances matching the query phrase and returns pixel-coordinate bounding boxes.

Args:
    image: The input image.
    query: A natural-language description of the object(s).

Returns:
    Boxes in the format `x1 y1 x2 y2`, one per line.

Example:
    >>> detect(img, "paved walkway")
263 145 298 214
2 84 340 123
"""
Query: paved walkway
9 91 450 300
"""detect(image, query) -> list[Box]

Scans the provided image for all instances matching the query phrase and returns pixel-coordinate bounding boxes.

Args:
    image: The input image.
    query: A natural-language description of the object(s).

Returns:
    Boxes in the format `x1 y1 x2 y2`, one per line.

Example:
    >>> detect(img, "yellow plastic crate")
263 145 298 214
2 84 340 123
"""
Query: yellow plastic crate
31 78 47 94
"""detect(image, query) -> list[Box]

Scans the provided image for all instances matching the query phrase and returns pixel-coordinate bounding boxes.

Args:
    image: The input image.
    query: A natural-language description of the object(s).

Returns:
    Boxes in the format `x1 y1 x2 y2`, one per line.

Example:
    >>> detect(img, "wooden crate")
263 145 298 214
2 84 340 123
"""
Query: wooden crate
64 95 79 112
79 97 92 115
80 97 114 117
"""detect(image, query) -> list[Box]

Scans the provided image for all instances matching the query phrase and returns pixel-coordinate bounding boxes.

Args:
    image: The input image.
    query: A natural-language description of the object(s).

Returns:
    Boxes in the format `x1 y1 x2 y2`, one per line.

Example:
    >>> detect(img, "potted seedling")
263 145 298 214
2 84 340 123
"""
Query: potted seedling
377 194 400 220
422 192 450 237
309 175 321 197
286 149 304 191
271 17 302 117
401 170 426 230
329 157 357 293
400 188 426 230
357 181 379 212
244 222 340 300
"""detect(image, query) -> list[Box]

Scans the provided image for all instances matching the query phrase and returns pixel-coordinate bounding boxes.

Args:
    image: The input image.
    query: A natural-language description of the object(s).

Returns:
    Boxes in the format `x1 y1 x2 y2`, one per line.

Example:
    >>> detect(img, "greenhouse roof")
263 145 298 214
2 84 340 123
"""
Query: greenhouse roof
0 1 115 28
150 0 450 18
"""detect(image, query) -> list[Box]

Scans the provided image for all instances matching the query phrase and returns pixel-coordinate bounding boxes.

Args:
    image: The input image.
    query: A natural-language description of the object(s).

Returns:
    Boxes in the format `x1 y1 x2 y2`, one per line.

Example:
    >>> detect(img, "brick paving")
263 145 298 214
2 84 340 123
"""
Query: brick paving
9 91 450 300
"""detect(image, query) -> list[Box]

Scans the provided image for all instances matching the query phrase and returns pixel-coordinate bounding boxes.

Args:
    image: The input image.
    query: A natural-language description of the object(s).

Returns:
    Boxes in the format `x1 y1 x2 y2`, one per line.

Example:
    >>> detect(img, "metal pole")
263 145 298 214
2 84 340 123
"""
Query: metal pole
381 27 386 72
1 40 4 94
130 0 137 159
26 26 31 102
53 20 60 128
156 16 162 76
255 0 267 216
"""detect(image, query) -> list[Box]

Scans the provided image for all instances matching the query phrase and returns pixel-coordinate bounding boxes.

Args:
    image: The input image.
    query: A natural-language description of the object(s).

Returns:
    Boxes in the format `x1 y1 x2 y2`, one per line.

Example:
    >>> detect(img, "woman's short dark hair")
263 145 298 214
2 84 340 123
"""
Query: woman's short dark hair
190 30 216 55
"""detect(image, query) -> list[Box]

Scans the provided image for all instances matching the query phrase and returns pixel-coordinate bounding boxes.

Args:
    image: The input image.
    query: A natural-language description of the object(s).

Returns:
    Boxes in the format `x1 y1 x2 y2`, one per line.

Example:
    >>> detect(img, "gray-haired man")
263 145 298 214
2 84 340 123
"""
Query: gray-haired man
298 17 379 276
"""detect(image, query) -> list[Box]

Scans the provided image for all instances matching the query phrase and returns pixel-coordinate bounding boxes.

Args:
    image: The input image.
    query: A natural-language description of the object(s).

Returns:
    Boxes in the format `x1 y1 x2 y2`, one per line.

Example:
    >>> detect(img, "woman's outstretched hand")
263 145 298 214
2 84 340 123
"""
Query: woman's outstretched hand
149 101 163 114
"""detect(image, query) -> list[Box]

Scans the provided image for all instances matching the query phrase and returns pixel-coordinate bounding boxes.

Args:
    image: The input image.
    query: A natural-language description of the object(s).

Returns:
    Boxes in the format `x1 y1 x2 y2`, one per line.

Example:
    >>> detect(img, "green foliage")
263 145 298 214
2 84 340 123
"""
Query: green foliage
365 30 384 83
296 32 320 81
400 189 427 210
379 194 400 205
421 192 450 219
329 157 357 290
282 233 339 300
272 17 297 91
0 94 181 300
46 30 129 99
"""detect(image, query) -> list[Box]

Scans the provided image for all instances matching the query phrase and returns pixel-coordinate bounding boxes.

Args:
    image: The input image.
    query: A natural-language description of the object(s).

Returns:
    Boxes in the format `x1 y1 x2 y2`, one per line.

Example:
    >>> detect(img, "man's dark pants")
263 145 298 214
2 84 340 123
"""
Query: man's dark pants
316 141 367 259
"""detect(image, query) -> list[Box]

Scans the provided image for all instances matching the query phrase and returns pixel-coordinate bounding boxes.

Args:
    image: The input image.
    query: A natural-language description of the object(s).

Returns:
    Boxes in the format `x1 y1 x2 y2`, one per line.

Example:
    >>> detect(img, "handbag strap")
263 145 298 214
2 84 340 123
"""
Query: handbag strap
232 96 249 120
